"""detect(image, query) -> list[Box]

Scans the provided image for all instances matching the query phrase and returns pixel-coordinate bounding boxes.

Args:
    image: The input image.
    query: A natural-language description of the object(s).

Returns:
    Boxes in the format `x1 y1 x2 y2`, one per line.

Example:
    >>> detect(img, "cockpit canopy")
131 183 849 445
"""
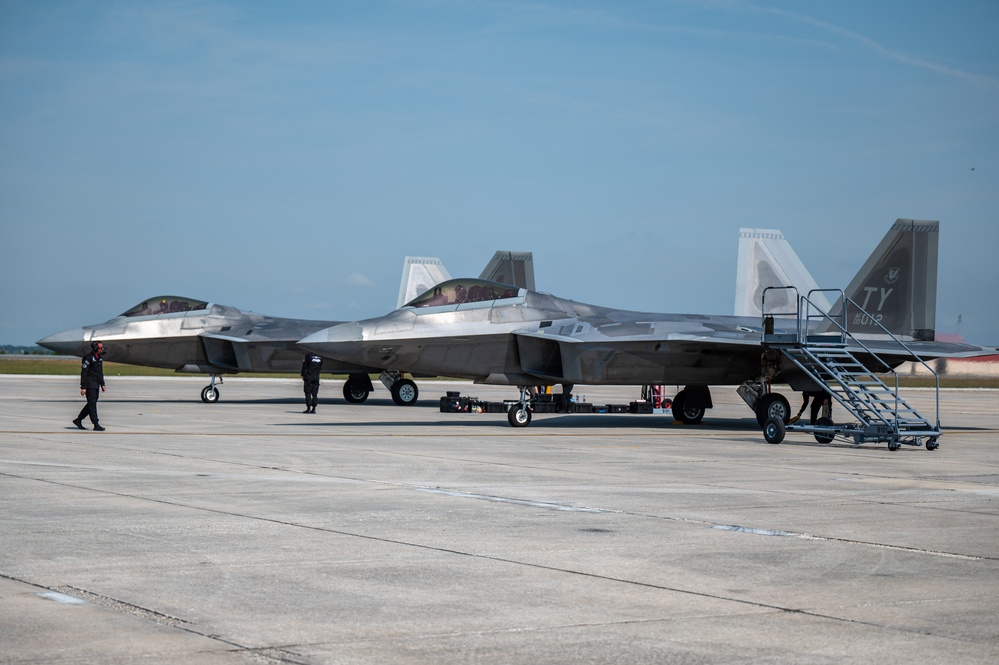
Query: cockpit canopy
405 279 521 309
120 296 209 318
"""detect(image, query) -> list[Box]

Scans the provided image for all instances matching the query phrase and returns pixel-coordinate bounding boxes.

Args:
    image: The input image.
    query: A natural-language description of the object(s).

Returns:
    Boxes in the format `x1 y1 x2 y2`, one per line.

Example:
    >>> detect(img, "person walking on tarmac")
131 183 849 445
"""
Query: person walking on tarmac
301 352 323 414
73 341 106 431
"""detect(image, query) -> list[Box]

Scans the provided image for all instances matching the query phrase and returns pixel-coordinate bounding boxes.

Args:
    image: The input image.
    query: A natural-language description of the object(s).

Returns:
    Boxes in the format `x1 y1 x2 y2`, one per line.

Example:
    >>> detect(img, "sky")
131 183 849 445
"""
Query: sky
2 0 997 346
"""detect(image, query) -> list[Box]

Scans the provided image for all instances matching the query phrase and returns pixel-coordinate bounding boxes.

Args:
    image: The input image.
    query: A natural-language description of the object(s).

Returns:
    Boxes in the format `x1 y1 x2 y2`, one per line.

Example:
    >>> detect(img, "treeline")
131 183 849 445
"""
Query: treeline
0 345 55 355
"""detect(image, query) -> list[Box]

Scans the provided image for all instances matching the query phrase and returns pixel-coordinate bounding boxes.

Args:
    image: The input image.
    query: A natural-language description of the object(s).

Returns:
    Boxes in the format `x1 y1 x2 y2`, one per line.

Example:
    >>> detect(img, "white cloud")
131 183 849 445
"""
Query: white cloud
347 273 376 288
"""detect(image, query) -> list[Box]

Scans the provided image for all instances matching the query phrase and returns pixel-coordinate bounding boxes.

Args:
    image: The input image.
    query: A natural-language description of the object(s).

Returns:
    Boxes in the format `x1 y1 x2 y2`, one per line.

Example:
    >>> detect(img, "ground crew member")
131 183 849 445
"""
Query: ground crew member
790 389 831 425
73 341 106 431
301 352 323 413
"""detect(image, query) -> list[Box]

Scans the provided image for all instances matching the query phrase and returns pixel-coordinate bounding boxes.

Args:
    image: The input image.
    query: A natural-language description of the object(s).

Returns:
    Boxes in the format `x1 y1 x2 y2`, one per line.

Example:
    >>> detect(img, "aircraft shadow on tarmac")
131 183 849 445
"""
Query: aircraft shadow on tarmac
273 414 765 431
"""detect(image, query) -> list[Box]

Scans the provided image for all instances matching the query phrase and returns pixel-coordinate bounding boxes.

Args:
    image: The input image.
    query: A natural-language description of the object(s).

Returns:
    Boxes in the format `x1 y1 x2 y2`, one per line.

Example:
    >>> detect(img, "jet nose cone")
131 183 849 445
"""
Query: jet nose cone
37 327 87 355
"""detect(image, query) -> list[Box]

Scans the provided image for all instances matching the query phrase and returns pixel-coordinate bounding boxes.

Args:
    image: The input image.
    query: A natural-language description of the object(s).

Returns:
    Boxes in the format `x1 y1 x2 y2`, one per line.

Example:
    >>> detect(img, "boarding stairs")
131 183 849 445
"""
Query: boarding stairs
760 288 941 450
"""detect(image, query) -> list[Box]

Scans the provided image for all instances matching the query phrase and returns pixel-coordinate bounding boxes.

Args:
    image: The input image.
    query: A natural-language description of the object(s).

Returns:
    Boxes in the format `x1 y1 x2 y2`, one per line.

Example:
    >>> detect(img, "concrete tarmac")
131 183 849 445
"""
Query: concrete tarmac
2 375 998 664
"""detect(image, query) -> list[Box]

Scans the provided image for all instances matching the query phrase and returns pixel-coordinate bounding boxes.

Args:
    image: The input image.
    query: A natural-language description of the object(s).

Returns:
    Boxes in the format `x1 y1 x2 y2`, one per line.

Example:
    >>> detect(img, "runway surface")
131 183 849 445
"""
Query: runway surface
2 375 998 664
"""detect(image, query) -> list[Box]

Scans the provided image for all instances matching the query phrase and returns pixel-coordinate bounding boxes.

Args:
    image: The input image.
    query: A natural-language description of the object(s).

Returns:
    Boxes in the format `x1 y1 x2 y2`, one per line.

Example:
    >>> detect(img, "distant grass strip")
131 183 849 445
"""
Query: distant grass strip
0 357 310 379
2 356 996 388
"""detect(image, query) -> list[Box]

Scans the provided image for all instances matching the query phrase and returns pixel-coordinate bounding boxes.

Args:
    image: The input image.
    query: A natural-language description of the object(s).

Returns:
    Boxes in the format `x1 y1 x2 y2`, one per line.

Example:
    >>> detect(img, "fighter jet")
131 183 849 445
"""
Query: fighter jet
300 220 995 427
37 251 535 405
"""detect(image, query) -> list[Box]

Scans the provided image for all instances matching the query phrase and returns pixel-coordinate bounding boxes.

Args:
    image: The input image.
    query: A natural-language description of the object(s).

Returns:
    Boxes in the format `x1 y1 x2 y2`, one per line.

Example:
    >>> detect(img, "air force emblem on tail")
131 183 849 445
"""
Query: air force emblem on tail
834 219 940 339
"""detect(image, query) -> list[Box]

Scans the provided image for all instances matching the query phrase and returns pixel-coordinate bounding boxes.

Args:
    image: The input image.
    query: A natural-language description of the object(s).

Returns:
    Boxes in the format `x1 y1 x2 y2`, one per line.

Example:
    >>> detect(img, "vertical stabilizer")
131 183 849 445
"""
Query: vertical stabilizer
838 219 939 341
397 257 451 308
734 228 829 317
479 251 535 291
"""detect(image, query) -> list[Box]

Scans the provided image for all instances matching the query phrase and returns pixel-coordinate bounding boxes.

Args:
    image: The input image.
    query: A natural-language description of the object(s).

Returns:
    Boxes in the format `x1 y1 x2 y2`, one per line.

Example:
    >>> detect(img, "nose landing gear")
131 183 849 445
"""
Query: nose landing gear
201 375 222 403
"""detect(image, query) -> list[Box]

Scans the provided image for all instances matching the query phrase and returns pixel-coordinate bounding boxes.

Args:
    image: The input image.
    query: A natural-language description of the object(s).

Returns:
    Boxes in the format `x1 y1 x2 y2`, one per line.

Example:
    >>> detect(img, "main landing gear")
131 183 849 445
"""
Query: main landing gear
197 372 419 406
342 374 373 404
390 378 419 406
737 378 792 428
670 388 708 425
379 370 419 406
754 392 790 428
348 372 418 406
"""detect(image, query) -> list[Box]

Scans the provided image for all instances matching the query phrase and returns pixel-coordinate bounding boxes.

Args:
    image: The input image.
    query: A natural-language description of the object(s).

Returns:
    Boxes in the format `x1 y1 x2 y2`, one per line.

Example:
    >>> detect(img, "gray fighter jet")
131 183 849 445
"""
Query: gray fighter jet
300 220 995 426
37 251 535 405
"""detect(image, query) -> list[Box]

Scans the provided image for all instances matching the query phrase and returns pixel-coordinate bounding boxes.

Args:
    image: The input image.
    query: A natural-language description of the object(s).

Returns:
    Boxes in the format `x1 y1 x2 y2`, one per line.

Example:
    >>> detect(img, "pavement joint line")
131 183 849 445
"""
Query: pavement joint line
2 574 310 664
7 428 988 441
5 467 991 564
10 571 942 653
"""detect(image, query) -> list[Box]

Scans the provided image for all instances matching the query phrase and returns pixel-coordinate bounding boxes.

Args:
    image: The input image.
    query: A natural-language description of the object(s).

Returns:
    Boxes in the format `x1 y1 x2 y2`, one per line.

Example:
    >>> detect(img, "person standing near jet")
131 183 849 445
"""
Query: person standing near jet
301 352 323 414
790 389 831 425
73 341 106 431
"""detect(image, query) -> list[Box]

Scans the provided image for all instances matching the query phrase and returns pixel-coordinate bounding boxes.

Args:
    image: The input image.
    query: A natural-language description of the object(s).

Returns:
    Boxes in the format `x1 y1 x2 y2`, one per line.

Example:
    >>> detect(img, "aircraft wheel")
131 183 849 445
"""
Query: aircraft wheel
201 386 219 403
763 417 785 444
671 391 705 425
342 377 370 404
391 379 419 406
508 405 532 427
755 393 790 428
813 416 835 443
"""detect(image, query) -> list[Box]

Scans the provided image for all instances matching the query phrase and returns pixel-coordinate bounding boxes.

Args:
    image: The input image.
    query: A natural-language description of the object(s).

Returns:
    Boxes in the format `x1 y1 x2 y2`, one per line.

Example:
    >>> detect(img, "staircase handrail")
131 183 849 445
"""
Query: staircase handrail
761 286 802 342
800 289 940 430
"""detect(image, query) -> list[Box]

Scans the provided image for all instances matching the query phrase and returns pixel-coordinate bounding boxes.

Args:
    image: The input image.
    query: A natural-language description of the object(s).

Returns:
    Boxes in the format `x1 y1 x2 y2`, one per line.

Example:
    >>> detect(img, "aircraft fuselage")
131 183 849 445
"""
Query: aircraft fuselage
302 289 772 387
38 301 372 374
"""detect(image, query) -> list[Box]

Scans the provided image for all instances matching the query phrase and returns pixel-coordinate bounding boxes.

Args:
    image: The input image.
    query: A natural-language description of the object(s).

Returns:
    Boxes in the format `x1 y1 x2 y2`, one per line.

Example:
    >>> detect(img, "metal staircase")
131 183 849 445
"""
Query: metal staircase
760 288 941 450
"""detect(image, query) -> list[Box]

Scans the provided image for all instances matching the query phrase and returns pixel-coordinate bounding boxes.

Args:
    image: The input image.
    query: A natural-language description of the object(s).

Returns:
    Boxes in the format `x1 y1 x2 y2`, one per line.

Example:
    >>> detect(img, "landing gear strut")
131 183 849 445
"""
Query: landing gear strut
379 371 419 406
201 374 222 403
507 386 533 427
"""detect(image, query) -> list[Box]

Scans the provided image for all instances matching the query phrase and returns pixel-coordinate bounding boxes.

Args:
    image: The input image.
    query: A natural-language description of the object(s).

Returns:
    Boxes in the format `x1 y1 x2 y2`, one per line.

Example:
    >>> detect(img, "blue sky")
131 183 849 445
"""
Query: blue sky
2 0 997 346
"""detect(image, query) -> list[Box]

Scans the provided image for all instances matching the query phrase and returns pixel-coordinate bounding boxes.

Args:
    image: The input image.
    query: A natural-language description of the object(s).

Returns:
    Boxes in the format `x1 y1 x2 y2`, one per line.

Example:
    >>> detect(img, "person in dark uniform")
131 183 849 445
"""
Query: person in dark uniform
301 352 323 414
790 389 831 425
73 341 106 431
557 382 574 413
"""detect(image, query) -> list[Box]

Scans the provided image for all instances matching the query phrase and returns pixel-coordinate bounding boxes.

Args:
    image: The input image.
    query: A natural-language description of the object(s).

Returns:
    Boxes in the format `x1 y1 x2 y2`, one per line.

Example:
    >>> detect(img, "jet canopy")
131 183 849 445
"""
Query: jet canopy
405 279 521 309
120 296 210 318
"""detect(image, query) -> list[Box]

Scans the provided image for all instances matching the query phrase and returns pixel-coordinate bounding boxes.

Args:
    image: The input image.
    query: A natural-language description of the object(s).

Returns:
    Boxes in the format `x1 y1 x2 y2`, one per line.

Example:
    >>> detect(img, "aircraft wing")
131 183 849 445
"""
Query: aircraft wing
511 317 993 387
510 318 767 386
199 332 377 374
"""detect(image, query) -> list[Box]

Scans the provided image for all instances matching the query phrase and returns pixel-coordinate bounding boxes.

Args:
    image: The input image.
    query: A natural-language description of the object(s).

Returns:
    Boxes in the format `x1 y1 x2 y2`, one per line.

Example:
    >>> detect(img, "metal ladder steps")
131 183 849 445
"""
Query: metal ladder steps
835 395 921 417
848 396 916 411
795 355 872 374
810 359 872 372
898 418 933 426
803 366 878 382
784 350 929 418
830 385 896 401
829 386 892 398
